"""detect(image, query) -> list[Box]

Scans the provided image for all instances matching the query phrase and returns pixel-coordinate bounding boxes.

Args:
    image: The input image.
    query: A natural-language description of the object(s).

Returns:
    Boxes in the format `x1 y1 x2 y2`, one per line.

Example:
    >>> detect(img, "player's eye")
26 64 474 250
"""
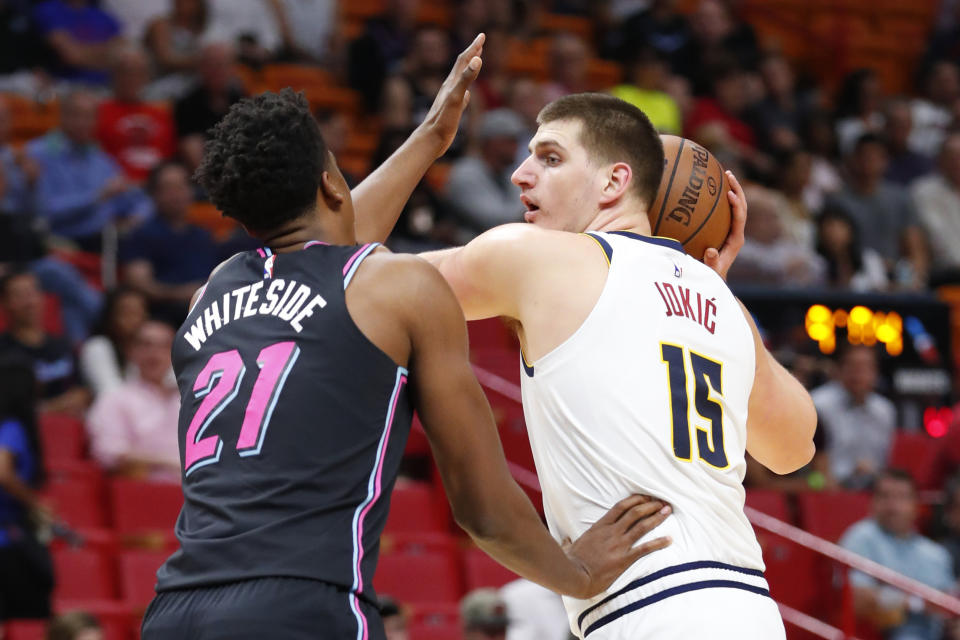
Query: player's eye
544 155 561 166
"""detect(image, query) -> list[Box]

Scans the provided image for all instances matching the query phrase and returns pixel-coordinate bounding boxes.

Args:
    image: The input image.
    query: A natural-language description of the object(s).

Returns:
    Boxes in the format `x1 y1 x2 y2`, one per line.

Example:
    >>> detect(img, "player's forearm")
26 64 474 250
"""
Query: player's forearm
352 128 446 244
458 480 590 597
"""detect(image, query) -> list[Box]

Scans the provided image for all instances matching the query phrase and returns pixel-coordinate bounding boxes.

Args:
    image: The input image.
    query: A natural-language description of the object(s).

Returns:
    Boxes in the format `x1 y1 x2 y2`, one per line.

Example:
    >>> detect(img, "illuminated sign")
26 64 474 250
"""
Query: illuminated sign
805 305 903 355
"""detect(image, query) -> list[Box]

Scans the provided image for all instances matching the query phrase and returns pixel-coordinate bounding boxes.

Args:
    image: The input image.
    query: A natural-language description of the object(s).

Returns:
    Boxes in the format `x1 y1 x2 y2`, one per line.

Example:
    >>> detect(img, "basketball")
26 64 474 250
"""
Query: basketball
647 135 732 260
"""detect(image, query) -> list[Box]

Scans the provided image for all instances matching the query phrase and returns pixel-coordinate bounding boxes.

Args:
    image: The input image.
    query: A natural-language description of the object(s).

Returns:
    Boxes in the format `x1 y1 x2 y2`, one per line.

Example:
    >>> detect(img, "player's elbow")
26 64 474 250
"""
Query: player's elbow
767 438 816 475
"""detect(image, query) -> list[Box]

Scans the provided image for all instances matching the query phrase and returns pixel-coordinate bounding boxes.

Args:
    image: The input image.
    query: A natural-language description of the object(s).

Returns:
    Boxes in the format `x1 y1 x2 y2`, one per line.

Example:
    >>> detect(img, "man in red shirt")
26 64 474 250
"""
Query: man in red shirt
97 45 175 182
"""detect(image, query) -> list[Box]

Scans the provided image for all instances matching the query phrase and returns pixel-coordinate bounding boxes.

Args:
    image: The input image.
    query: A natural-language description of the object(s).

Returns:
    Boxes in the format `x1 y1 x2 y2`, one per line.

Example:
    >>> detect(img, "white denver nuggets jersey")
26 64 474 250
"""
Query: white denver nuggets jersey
520 231 767 637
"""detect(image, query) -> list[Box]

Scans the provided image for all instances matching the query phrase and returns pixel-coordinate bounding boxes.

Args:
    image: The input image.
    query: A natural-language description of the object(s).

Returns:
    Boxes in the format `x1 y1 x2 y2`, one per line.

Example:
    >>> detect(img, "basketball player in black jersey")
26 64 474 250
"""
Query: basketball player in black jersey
141 37 673 640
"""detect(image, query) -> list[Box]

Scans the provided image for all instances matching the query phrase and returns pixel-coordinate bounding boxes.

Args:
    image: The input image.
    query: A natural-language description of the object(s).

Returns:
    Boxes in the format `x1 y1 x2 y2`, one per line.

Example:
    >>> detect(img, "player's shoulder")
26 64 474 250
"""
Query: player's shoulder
468 223 600 266
351 246 454 302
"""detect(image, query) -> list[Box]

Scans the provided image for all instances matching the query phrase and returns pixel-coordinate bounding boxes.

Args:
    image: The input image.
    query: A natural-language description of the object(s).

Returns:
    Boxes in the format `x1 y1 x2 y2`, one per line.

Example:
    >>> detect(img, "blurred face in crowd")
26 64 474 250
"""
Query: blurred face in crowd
388 0 419 30
927 60 960 106
839 346 878 403
61 91 99 145
457 0 488 32
152 164 193 222
692 0 732 45
109 290 148 344
849 140 888 187
509 78 546 129
199 42 235 94
130 321 174 386
1 272 44 331
465 626 507 640
410 27 450 75
714 71 750 115
383 613 408 640
113 47 151 103
630 55 668 92
74 629 104 640
883 101 913 153
317 112 349 157
857 72 882 116
512 119 612 232
173 0 205 24
872 474 917 538
939 133 960 188
549 34 589 89
780 151 812 196
482 135 518 172
742 188 782 245
818 215 854 256
760 55 795 100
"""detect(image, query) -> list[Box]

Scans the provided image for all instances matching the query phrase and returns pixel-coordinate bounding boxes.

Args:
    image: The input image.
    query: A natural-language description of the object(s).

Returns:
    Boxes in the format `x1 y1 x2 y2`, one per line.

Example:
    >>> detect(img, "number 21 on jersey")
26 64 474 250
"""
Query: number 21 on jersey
660 343 728 469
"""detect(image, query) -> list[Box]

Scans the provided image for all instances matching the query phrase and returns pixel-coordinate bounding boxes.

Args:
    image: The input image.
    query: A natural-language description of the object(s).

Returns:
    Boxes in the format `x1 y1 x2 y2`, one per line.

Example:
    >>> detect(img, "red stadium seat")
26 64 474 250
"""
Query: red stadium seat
384 481 447 534
38 413 86 462
52 547 118 600
796 491 872 542
744 489 791 522
118 550 169 609
403 415 431 457
375 533 462 605
109 479 183 535
3 620 46 640
758 533 827 615
42 462 108 529
467 318 515 351
888 432 944 490
462 546 519 590
50 527 119 556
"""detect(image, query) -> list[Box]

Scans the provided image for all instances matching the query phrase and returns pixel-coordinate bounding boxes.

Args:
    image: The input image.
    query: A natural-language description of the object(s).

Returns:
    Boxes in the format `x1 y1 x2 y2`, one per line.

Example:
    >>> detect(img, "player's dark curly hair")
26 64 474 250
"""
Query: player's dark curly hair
196 89 329 233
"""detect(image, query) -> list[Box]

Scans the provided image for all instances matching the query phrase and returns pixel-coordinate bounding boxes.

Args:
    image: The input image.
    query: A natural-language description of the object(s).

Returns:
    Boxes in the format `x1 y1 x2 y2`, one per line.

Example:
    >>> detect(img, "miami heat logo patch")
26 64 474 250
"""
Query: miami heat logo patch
263 254 276 279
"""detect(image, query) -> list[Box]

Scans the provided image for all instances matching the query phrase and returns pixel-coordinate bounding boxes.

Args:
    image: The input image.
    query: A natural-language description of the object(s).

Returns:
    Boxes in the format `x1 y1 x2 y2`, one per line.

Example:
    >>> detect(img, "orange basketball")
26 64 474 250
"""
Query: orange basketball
647 135 731 260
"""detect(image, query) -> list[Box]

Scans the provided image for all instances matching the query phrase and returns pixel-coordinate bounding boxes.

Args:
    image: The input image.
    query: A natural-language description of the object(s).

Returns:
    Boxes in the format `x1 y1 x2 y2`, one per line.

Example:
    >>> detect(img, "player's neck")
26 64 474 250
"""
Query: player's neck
257 214 353 253
584 202 652 237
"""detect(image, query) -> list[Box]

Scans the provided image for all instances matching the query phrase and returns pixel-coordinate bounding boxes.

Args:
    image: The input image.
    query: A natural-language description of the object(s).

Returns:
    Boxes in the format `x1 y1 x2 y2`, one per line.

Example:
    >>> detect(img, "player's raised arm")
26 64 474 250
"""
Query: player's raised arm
385 254 671 598
351 35 484 244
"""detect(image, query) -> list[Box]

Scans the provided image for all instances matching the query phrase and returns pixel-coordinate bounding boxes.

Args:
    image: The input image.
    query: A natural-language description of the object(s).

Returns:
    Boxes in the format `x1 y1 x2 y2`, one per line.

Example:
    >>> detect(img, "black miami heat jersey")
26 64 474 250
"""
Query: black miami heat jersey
156 242 413 614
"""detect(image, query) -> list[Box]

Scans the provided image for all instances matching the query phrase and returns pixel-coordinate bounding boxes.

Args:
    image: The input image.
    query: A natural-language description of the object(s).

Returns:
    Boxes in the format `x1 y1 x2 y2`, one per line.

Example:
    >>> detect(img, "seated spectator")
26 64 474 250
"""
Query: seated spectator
500 579 569 640
27 89 152 252
610 0 691 68
752 53 815 154
46 610 103 640
825 134 928 289
348 0 419 111
727 186 824 287
940 476 960 580
910 60 960 158
812 345 895 489
379 595 408 640
382 24 453 131
315 109 356 187
776 148 816 247
444 109 526 238
0 357 53 622
32 0 122 86
884 98 933 187
0 0 45 94
86 320 180 482
684 62 757 156
814 206 889 292
100 0 163 42
0 94 35 215
674 0 759 96
0 268 88 415
205 0 283 68
912 132 960 276
542 33 591 103
840 469 955 640
799 110 844 213
144 0 207 75
79 287 147 396
461 588 510 640
97 46 175 183
472 28 510 111
272 0 338 65
507 78 547 168
174 41 246 174
834 68 885 156
609 46 682 135
120 161 216 325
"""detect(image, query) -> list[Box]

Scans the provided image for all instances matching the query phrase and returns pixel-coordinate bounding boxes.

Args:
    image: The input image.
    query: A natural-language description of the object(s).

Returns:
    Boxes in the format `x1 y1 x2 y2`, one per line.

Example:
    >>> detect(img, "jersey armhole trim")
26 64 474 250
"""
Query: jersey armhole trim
343 243 381 290
583 232 613 265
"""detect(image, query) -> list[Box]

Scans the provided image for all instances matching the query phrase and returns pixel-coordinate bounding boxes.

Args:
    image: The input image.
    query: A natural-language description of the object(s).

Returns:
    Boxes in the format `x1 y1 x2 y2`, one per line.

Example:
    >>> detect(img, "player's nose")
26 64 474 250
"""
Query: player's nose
511 155 536 188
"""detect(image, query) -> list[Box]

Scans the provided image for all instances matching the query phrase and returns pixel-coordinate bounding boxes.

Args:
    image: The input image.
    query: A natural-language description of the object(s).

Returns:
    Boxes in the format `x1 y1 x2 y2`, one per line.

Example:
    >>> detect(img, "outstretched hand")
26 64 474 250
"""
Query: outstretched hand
703 170 746 281
563 494 672 599
420 33 485 157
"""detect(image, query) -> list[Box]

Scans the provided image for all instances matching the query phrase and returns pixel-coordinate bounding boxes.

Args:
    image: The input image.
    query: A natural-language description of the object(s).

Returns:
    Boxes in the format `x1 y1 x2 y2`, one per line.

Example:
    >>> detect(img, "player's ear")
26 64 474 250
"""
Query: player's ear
599 162 632 205
319 170 346 209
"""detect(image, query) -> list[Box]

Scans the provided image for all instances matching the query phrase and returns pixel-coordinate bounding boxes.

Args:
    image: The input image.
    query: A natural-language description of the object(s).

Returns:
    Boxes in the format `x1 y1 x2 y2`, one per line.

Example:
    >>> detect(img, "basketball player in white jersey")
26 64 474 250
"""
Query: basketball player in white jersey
363 90 817 638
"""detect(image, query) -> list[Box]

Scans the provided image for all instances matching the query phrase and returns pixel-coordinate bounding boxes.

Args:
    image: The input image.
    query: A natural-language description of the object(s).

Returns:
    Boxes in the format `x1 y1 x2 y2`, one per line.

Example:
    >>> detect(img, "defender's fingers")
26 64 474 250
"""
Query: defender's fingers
617 501 666 533
623 504 671 537
453 33 485 74
597 494 652 525
626 536 672 565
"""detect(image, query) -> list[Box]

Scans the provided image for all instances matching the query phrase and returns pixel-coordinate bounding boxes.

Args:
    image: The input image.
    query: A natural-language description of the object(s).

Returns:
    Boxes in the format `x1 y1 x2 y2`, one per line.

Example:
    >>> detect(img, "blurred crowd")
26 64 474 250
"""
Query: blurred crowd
2 0 960 637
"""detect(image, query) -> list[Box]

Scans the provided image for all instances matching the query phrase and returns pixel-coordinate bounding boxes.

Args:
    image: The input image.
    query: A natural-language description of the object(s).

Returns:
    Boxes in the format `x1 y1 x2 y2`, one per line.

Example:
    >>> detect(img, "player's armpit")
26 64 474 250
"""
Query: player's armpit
740 300 817 474
402 261 670 598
